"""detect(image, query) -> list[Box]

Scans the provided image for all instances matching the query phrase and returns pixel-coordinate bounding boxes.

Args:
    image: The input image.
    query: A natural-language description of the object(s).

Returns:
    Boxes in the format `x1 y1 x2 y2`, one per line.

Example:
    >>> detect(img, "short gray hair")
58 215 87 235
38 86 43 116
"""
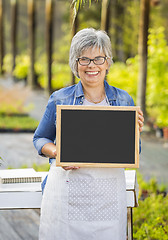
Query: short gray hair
69 28 113 78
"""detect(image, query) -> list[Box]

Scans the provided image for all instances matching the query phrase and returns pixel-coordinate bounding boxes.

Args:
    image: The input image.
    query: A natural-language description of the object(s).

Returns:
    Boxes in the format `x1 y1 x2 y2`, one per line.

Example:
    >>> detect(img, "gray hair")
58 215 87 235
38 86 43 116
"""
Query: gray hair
69 28 113 78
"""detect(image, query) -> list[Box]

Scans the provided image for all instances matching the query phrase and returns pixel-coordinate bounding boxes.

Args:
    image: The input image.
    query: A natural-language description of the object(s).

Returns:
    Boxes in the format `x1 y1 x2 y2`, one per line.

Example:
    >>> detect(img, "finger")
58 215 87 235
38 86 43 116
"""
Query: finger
63 166 73 170
62 166 80 170
138 118 144 125
138 109 143 116
138 120 143 132
139 127 143 133
138 114 144 120
53 150 57 157
138 120 144 128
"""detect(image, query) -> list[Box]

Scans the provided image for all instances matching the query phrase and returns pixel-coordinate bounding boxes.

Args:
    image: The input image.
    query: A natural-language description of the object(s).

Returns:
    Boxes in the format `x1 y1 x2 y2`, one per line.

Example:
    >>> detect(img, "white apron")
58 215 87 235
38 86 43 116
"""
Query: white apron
39 99 127 240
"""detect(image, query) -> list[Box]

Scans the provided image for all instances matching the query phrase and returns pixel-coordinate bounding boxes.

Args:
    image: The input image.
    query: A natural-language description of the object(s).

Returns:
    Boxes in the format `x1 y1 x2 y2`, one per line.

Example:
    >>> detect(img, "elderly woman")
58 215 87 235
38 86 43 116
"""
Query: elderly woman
33 28 144 240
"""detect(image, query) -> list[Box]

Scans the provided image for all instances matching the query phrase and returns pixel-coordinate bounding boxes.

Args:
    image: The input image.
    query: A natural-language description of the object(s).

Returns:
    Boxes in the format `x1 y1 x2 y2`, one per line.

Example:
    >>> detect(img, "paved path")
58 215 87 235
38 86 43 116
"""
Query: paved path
0 133 47 169
0 209 40 240
140 135 168 186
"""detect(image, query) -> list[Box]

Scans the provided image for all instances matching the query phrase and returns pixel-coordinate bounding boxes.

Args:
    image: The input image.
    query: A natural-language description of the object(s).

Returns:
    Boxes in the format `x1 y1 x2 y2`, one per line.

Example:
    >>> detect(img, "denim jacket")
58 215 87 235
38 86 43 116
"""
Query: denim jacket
33 80 137 192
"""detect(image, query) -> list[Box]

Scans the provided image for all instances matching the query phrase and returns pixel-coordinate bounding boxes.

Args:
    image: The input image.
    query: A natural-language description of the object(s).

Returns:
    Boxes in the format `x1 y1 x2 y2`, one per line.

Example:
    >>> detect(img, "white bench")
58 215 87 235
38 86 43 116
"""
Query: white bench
0 169 138 240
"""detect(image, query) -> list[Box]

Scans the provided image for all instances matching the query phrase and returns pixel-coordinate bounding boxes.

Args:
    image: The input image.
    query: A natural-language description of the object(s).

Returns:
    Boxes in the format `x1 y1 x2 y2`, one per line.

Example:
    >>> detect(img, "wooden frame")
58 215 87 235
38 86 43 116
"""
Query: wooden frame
56 105 140 168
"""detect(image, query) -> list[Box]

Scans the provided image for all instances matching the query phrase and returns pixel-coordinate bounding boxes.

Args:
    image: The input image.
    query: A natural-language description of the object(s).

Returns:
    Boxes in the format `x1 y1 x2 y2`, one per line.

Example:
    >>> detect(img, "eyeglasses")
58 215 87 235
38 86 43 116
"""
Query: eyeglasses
76 56 108 66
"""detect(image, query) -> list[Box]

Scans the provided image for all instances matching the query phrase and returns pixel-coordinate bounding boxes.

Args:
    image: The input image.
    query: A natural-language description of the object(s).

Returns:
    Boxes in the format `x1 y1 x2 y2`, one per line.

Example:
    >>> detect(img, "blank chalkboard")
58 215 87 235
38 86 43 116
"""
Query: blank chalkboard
56 105 139 168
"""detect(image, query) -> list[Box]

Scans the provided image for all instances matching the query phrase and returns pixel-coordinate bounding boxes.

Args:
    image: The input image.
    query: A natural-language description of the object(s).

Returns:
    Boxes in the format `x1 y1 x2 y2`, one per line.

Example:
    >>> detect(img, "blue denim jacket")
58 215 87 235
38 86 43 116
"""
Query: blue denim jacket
33 80 137 192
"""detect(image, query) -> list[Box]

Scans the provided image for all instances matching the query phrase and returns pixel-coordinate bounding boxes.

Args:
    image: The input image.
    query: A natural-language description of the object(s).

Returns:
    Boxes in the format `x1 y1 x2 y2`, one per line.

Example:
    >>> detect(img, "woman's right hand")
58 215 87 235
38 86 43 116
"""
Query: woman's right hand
41 143 57 158
41 143 80 170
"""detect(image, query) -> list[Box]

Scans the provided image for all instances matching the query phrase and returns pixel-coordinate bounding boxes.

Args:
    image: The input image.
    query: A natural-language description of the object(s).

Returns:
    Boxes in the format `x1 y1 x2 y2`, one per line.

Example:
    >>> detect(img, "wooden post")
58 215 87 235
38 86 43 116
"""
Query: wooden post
27 0 36 88
70 4 78 85
137 0 150 118
101 0 111 34
11 0 18 71
0 0 4 74
45 0 54 95
127 208 133 240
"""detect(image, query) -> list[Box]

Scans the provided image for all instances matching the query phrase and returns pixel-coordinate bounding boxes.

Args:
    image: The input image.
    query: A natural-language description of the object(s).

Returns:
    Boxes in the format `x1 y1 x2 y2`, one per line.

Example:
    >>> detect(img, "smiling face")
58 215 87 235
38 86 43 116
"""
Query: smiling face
77 47 108 88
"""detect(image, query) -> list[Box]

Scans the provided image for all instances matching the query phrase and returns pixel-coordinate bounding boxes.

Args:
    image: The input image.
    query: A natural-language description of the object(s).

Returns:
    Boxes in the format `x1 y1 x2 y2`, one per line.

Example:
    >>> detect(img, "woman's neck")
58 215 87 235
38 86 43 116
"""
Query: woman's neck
82 84 105 104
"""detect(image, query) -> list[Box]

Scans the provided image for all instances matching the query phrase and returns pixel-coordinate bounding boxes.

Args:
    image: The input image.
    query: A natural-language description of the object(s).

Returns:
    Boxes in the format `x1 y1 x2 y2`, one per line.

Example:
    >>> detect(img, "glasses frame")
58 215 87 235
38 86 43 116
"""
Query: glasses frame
76 56 108 66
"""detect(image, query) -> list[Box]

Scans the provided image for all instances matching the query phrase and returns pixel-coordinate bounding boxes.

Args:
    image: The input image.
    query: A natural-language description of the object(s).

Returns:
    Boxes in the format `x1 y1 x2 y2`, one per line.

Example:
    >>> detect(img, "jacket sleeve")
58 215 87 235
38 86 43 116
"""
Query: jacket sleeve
33 95 56 156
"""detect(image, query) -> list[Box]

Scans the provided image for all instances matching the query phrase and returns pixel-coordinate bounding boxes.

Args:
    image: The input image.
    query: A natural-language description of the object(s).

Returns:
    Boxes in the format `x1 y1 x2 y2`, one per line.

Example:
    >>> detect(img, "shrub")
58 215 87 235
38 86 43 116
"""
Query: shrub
108 57 138 103
133 171 168 239
133 194 168 239
0 114 39 130
32 162 50 172
13 54 30 80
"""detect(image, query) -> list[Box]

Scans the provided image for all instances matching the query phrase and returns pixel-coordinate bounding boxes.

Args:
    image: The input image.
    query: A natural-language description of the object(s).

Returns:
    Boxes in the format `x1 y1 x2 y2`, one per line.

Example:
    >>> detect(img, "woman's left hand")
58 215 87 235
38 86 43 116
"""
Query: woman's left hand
62 166 80 170
138 109 144 132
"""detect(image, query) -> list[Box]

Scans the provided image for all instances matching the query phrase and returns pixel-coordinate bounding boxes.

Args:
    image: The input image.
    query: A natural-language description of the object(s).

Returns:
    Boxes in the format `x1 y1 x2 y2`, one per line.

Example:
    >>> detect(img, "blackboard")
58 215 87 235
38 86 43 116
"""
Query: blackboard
56 105 139 168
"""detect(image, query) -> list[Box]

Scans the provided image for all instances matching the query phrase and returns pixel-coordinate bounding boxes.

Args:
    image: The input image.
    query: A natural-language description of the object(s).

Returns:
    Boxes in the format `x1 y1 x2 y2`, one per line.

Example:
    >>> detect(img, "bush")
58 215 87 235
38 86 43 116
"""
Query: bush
133 194 168 239
108 57 138 103
32 162 50 172
146 27 168 128
0 114 39 130
37 61 72 90
133 171 168 239
13 54 30 80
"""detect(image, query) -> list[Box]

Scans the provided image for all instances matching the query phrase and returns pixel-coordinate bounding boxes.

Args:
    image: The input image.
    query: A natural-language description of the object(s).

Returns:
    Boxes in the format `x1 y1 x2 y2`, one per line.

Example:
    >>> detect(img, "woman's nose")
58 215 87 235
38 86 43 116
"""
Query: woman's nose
88 60 95 67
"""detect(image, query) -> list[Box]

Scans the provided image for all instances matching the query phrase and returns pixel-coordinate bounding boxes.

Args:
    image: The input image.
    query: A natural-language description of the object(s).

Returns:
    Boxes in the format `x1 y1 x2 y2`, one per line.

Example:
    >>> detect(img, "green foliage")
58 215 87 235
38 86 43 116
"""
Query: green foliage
73 0 93 12
133 171 168 239
12 52 72 90
108 27 168 127
136 171 167 197
133 194 168 239
3 54 30 80
2 54 13 73
108 58 138 103
32 162 50 172
146 27 168 127
0 156 3 166
37 61 72 90
0 114 39 130
20 164 28 169
13 54 30 80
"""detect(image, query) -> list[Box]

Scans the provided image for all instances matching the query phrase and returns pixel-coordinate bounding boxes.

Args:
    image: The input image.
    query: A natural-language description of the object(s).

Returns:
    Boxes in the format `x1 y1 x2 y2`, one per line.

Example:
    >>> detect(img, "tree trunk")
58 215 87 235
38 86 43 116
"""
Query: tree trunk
27 0 36 88
0 0 4 74
113 0 125 62
45 0 54 95
137 0 150 119
11 0 18 71
101 0 111 34
70 4 78 85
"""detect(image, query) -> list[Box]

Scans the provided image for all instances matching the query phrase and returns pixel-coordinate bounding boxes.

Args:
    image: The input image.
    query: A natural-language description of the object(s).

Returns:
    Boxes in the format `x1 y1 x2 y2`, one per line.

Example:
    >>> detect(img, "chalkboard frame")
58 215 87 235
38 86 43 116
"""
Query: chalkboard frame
56 105 140 168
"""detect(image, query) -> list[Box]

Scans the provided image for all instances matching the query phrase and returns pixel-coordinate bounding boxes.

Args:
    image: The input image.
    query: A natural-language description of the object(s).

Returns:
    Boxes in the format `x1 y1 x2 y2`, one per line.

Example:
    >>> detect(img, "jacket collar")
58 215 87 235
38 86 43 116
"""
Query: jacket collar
104 80 117 101
75 80 117 101
75 81 84 98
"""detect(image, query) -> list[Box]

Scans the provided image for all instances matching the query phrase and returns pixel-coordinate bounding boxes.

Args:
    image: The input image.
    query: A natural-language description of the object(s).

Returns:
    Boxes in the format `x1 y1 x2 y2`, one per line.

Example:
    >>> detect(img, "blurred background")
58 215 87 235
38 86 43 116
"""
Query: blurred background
0 0 168 239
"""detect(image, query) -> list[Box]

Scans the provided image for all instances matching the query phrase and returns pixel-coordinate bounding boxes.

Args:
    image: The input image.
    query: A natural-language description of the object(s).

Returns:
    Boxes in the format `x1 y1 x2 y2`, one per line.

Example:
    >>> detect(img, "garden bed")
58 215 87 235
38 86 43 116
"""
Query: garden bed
0 114 39 133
